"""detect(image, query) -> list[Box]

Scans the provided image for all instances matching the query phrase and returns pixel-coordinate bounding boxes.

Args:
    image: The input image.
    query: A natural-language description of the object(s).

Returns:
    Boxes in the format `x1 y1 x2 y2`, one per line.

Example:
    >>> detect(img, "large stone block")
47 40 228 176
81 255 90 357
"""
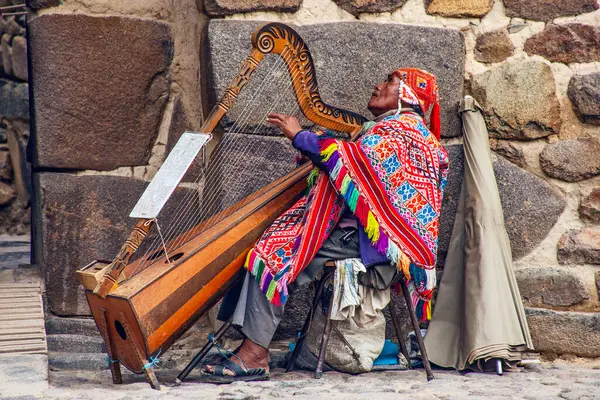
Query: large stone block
29 14 173 170
35 173 147 316
205 0 302 15
34 173 199 316
568 73 600 125
207 21 465 138
493 154 566 260
558 227 600 265
471 60 561 140
504 0 599 22
437 145 565 264
0 79 28 120
540 138 600 182
333 0 408 16
526 308 600 357
516 267 588 307
525 24 600 64
474 29 514 64
425 0 493 17
436 144 464 266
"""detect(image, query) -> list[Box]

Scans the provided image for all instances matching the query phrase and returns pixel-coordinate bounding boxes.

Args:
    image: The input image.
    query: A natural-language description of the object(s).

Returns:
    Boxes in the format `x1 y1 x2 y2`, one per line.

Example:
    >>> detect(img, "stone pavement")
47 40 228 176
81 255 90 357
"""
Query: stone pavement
2 354 600 400
1 236 600 399
0 354 49 398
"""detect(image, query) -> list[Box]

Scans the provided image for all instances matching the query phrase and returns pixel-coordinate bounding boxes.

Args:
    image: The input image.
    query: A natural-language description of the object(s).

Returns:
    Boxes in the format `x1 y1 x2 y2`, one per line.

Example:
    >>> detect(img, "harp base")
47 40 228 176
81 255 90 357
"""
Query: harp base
85 292 163 390
84 291 149 374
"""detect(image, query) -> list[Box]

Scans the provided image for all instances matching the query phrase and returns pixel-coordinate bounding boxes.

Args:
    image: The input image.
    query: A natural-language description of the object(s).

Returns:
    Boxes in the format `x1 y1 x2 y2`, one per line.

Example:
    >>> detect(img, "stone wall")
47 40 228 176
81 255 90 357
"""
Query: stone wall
28 0 207 315
28 0 600 359
0 0 30 235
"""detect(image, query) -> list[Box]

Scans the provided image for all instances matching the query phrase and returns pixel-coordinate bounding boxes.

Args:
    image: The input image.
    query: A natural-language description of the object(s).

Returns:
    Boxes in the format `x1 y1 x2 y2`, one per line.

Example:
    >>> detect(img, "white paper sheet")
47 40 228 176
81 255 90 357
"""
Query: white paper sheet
129 132 211 219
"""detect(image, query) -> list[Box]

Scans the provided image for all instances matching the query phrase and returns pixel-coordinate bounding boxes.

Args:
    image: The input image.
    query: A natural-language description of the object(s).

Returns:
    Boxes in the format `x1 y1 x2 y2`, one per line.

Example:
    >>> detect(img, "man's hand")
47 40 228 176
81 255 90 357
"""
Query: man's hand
267 113 302 141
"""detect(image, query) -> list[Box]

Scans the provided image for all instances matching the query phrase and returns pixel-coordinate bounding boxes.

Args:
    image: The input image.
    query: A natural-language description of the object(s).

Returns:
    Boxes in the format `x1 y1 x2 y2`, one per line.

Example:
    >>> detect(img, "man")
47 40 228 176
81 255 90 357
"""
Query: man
202 68 449 382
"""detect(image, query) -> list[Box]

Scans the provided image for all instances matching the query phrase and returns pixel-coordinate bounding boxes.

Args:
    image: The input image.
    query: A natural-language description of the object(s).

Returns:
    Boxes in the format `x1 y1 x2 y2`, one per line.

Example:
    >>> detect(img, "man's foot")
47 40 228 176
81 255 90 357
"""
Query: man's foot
203 338 270 377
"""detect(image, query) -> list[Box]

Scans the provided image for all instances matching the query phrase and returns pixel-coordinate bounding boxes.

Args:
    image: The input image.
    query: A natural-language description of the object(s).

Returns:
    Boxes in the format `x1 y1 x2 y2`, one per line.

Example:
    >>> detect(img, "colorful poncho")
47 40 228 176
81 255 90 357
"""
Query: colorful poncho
245 112 449 320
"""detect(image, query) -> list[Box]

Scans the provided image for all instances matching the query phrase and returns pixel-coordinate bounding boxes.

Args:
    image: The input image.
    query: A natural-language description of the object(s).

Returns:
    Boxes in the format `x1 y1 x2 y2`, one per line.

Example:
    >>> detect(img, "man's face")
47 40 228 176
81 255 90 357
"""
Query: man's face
367 74 401 117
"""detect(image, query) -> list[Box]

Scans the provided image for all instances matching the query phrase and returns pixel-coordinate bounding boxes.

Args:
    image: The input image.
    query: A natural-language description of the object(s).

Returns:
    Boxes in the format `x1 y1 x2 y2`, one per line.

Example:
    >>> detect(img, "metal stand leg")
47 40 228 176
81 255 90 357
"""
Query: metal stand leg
496 359 503 375
175 318 233 384
315 281 334 379
399 281 434 381
388 299 411 369
285 310 312 373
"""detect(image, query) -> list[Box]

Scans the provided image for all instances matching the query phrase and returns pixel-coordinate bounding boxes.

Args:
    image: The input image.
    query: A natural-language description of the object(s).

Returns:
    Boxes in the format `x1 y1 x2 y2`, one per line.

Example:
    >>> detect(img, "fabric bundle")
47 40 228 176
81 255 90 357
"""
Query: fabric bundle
330 258 367 320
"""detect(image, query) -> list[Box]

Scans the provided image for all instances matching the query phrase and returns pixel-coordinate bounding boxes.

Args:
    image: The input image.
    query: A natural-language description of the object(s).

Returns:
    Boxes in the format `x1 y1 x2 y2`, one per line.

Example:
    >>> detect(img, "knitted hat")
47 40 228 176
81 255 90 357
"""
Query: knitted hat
392 68 441 140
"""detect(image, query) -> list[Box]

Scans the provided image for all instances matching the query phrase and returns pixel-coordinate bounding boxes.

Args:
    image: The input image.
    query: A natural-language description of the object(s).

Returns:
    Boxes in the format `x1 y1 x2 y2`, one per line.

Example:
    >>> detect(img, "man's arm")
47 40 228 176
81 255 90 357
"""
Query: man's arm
267 113 324 168
291 130 324 167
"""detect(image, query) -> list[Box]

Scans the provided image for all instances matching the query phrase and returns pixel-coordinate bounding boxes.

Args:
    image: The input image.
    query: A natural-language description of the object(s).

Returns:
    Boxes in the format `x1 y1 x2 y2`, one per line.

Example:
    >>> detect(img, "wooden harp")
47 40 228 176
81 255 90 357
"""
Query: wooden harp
76 22 366 388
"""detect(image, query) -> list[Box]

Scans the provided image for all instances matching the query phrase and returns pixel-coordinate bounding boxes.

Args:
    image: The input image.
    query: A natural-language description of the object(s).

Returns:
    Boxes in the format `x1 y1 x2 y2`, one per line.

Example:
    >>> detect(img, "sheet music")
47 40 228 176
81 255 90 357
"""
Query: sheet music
129 132 211 219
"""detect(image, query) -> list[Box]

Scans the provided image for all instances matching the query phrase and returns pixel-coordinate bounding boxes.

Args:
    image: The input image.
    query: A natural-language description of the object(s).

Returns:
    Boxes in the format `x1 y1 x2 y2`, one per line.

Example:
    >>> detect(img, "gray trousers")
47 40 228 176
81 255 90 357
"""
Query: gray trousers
217 227 398 349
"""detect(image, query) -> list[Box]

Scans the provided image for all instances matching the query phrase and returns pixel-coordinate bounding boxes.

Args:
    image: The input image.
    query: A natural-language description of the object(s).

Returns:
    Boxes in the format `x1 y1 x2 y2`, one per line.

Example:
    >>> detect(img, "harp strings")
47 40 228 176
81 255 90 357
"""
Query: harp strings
143 51 289 253
130 50 294 275
167 50 313 254
153 51 293 248
172 48 310 242
129 47 319 276
189 50 321 234
133 41 351 277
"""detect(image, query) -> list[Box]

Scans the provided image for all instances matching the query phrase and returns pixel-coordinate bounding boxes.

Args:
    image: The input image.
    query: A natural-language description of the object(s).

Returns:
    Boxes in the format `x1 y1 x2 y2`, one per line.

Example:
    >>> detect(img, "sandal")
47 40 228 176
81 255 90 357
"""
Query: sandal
200 354 269 384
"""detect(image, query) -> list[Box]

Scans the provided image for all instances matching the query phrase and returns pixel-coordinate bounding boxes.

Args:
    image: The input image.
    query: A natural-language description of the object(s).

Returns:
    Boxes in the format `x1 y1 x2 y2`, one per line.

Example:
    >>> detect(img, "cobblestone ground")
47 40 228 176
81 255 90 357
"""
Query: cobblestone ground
1 236 600 400
2 355 600 400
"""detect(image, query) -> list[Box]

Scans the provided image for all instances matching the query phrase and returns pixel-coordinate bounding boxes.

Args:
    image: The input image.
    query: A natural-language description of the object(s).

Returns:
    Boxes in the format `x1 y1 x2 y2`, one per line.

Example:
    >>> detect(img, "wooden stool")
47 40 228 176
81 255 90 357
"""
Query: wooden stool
286 261 434 381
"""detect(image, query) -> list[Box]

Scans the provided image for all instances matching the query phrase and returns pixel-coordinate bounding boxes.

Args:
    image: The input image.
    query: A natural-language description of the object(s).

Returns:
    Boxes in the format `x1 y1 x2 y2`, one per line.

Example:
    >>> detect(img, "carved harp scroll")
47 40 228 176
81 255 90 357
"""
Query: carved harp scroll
89 22 367 298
